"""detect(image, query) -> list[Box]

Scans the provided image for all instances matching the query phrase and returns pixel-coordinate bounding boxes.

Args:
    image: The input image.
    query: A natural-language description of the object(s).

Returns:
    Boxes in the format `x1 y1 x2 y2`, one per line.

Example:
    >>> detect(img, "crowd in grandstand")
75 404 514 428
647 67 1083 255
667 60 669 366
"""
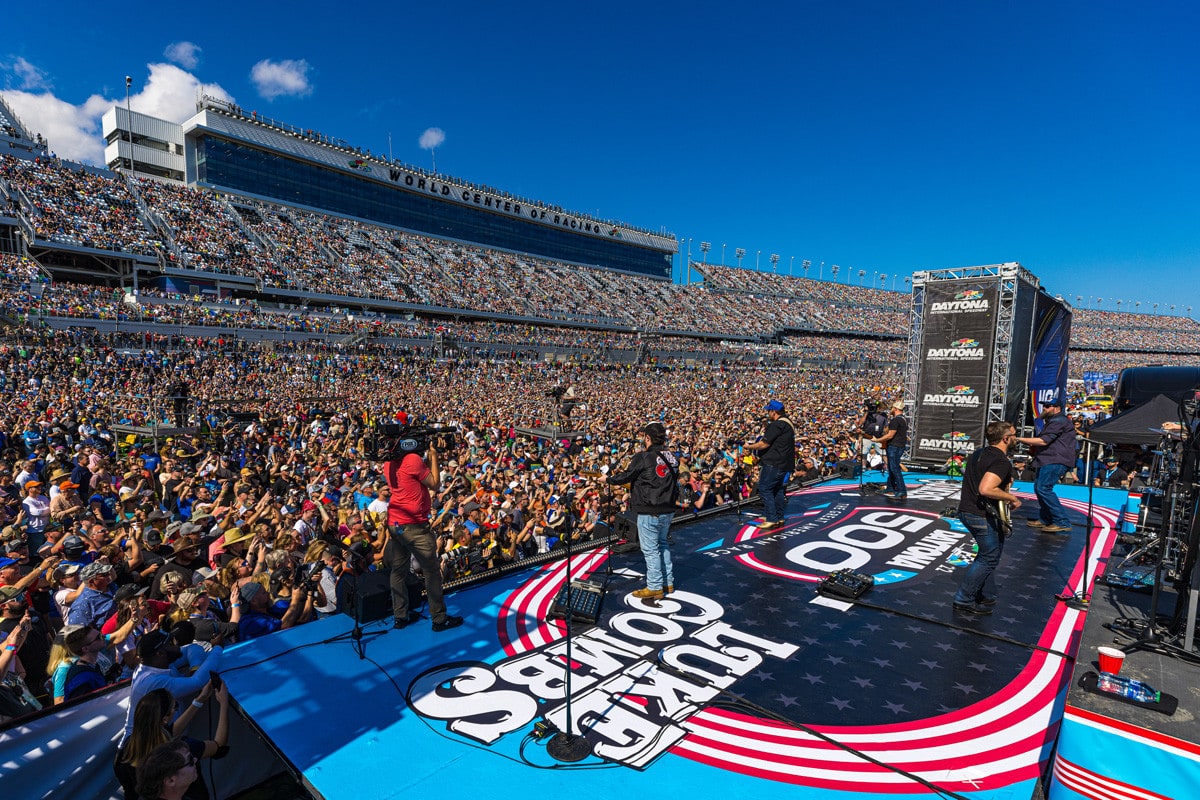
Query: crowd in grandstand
5 138 1200 769
0 156 163 257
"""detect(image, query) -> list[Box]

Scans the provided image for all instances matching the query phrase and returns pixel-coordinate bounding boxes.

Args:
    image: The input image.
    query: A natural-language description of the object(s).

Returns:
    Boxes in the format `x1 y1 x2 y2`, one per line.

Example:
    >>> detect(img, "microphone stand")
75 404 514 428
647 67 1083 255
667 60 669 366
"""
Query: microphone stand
345 552 366 660
546 513 592 762
1059 436 1100 609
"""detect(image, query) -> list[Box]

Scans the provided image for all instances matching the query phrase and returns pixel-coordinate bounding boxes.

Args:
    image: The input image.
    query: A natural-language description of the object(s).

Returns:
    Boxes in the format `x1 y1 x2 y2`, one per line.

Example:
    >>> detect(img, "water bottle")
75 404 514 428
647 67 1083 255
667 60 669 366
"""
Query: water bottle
1097 672 1160 703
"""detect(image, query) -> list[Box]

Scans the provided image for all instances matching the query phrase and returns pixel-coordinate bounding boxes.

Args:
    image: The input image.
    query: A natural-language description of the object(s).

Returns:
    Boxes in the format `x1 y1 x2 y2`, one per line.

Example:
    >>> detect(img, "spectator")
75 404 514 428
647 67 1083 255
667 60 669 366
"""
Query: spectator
115 683 229 800
121 626 222 744
66 561 117 627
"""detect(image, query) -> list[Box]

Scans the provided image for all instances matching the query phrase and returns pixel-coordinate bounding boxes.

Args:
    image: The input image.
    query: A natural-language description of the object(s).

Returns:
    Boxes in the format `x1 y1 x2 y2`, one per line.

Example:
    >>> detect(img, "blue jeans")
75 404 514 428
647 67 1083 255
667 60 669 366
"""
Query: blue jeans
1034 463 1071 527
637 513 675 591
757 464 789 523
954 511 1005 604
886 445 906 495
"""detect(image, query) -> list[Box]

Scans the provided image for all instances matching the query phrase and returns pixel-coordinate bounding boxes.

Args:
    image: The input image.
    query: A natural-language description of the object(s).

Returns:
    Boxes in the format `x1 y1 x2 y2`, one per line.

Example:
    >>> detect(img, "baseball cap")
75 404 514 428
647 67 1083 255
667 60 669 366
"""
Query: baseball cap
0 557 18 570
113 583 148 603
136 627 179 660
80 561 114 580
765 400 784 412
1041 395 1063 407
240 580 265 603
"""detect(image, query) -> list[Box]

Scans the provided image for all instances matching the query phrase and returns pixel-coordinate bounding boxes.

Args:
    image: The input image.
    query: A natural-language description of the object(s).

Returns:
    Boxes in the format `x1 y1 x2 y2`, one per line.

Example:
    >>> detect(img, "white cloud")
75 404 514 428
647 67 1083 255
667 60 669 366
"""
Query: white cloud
250 59 312 100
419 127 445 150
8 57 52 91
1 90 109 163
164 41 201 70
134 62 233 123
3 63 234 165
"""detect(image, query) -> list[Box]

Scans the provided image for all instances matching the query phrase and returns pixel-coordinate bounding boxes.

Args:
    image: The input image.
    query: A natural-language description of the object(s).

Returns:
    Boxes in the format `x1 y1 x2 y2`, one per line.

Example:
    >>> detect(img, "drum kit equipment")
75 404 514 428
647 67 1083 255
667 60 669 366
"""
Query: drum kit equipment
1109 402 1200 652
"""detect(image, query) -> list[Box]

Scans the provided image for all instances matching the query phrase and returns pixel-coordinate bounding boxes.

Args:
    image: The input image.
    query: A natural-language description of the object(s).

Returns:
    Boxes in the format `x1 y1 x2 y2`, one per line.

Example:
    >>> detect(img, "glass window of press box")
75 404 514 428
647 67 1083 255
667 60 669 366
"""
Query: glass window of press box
195 137 670 278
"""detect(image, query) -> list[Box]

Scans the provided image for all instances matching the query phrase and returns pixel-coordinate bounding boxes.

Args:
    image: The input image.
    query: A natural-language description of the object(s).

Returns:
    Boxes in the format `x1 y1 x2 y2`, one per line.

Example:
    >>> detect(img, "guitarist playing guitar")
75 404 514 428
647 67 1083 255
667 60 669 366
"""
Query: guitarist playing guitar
953 421 1023 616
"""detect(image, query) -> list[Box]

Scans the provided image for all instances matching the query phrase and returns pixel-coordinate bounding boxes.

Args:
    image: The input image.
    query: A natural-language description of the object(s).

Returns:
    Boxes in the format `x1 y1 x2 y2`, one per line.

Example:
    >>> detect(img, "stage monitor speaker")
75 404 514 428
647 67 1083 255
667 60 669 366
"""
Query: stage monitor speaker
837 460 861 479
546 580 605 625
342 571 393 623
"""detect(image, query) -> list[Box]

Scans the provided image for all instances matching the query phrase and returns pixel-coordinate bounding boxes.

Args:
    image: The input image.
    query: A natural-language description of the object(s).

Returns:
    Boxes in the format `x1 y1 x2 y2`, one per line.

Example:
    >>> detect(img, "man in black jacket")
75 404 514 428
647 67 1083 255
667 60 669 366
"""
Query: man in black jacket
607 423 680 600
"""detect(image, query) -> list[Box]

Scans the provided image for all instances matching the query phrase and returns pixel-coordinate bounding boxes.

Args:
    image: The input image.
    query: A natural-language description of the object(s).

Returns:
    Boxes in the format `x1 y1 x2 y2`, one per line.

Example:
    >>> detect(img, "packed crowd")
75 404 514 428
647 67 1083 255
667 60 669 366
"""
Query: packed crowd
5 125 1200 800
2 155 913 338
0 155 164 258
697 261 908 308
0 321 904 732
1070 308 1200 351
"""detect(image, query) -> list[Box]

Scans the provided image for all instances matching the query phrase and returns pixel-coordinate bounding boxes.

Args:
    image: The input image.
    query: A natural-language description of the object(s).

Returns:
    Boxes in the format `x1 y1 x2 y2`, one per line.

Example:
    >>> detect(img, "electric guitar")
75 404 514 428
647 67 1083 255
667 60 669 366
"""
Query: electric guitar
982 497 1013 536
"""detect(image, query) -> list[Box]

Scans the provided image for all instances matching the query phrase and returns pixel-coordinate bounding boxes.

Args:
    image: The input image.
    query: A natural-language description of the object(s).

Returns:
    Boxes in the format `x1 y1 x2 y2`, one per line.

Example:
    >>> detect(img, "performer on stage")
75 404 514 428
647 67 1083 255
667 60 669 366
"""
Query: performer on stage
1015 396 1076 533
953 421 1022 616
745 400 795 529
606 422 681 600
872 401 908 499
385 433 463 632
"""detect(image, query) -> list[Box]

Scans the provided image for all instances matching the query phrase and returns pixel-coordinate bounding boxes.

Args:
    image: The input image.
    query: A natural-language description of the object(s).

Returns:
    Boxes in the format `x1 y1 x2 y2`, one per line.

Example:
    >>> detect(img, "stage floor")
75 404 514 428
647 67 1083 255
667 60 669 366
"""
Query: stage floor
220 472 1126 800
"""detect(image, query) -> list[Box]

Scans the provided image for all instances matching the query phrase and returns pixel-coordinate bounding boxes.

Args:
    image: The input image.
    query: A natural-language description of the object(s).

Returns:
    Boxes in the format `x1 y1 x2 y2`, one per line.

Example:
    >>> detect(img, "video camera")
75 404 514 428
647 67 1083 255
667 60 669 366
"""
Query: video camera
368 421 457 461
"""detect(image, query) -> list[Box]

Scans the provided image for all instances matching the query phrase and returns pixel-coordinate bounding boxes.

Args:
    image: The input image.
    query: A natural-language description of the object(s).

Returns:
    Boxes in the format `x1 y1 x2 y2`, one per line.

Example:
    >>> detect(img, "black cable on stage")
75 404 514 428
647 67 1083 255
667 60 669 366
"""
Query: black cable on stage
650 656 973 800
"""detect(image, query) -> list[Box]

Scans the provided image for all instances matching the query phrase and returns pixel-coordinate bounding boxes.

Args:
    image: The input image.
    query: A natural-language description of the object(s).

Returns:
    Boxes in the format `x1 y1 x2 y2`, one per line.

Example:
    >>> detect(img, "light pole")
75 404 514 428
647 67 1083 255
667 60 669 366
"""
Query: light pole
831 264 840 282
770 253 780 274
802 259 811 279
857 269 865 286
1116 299 1122 311
699 241 710 263
125 75 136 178
721 243 726 265
789 255 794 276
819 261 824 280
1154 303 1159 314
879 273 887 289
735 248 745 268
904 276 910 292
1075 295 1082 307
756 250 761 271
685 238 692 284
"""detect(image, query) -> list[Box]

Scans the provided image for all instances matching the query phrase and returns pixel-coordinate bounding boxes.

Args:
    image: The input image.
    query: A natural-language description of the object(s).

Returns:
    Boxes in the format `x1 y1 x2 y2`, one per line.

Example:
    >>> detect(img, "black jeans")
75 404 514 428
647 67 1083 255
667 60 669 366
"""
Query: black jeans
385 523 448 624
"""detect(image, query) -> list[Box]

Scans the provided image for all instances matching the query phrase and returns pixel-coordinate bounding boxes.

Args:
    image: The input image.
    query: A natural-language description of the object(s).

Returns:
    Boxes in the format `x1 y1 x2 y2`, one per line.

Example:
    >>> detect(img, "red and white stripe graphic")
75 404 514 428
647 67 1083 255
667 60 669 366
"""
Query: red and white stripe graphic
1053 754 1172 800
497 548 609 656
494 496 1120 793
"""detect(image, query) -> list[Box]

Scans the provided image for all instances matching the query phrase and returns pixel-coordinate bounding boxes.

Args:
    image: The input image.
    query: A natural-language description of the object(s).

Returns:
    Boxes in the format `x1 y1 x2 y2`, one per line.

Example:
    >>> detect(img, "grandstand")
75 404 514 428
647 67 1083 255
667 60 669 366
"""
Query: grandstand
0 94 46 155
105 99 676 277
1 93 1200 372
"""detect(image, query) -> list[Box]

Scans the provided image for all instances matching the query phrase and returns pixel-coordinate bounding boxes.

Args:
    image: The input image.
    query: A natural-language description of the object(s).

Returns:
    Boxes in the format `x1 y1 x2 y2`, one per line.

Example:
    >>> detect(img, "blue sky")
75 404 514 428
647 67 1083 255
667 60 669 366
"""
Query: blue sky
3 2 1199 315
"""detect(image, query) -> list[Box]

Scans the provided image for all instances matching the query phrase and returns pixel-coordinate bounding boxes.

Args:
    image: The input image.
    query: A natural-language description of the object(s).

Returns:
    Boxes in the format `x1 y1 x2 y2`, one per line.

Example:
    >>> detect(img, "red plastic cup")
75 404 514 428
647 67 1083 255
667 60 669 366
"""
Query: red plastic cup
1098 646 1125 675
